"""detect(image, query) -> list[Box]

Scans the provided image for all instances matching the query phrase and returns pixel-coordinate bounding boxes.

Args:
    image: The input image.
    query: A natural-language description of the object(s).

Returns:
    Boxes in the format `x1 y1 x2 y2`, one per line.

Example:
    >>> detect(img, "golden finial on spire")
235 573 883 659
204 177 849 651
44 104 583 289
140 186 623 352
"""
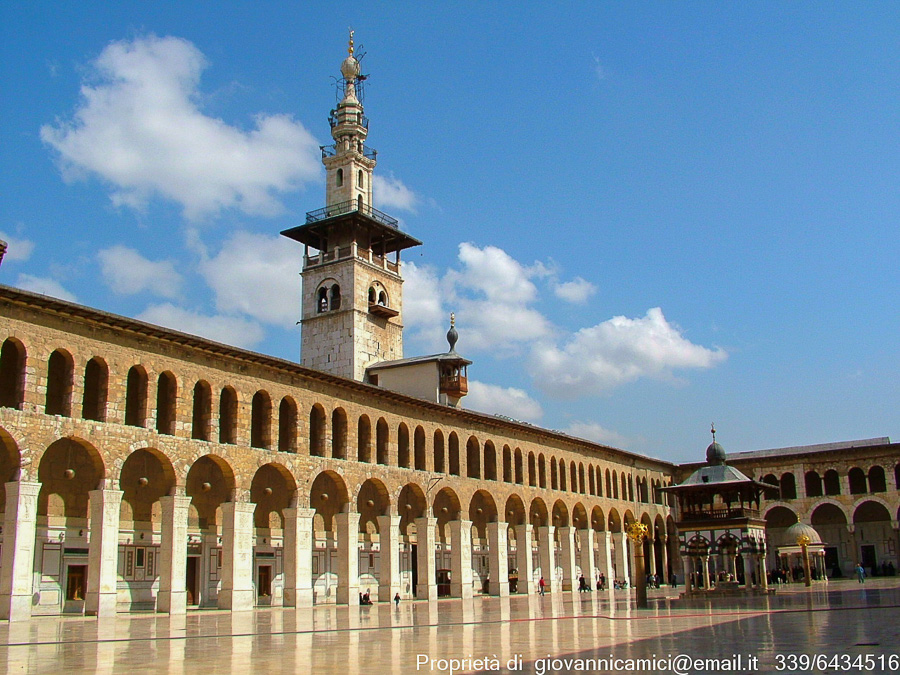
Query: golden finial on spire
450 312 455 327
348 28 355 55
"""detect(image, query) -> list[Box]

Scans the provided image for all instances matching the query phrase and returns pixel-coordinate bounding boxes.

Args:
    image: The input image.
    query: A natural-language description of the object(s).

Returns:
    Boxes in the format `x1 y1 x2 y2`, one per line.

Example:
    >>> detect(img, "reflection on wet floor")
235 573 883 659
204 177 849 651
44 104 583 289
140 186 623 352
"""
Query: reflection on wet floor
0 579 898 674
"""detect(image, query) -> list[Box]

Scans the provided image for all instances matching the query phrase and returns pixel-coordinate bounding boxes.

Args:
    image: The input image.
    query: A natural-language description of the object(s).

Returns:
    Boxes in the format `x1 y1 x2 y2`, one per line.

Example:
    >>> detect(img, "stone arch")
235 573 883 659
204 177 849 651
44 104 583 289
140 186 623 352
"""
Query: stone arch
37 437 106 518
448 431 460 475
251 463 297 530
81 356 108 422
191 380 212 441
466 436 480 479
571 463 578 494
502 445 512 483
804 470 823 497
469 490 498 540
538 454 546 488
527 451 536 487
0 427 22 514
155 371 177 435
279 396 299 453
607 508 622 533
551 499 569 528
433 429 445 473
329 406 347 459
185 454 236 531
514 448 523 485
572 502 588 530
357 478 391 537
504 494 527 527
432 487 461 543
376 418 389 465
590 506 605 532
414 426 426 470
309 404 327 457
483 440 497 481
119 447 177 526
848 467 867 495
250 390 272 449
45 348 74 417
779 472 797 499
612 470 619 499
605 468 612 498
823 469 841 495
358 414 372 462
868 465 887 493
398 482 427 537
397 423 410 468
218 385 238 444
550 457 558 490
529 497 549 529
578 463 585 494
309 470 349 534
0 337 26 409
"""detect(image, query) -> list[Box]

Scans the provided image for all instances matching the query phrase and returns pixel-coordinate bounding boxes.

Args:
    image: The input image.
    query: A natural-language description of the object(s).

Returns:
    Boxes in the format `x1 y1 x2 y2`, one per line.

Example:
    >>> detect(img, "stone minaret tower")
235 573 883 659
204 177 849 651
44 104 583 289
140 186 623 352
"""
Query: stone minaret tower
282 32 421 381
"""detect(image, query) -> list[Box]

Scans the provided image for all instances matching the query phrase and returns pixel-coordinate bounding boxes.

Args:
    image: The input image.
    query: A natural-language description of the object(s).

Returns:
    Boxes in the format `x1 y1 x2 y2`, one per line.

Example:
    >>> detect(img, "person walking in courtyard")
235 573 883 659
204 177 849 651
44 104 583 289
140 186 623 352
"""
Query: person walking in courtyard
856 563 866 583
538 576 546 595
394 592 401 607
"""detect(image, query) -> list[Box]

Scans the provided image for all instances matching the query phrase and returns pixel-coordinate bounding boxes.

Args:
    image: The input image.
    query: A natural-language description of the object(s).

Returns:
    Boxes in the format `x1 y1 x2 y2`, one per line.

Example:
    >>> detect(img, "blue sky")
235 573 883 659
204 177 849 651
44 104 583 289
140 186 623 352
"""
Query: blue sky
2 3 898 463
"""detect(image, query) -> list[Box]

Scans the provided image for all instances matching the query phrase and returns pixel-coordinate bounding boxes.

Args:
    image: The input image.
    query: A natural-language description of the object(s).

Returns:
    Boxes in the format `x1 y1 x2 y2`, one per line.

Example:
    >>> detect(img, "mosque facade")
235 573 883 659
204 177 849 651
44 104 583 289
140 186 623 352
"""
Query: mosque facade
0 37 896 621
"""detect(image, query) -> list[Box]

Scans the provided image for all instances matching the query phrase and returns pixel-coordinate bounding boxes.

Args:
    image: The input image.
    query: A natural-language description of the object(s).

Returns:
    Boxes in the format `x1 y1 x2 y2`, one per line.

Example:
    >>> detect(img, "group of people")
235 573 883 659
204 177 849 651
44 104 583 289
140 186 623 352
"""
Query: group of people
359 589 402 607
540 571 669 594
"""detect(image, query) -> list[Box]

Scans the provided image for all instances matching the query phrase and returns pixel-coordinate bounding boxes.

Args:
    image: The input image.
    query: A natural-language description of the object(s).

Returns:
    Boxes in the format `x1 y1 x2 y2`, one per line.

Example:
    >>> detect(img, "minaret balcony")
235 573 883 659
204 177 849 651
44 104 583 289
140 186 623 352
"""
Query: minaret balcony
320 143 377 160
305 199 397 228
304 245 400 275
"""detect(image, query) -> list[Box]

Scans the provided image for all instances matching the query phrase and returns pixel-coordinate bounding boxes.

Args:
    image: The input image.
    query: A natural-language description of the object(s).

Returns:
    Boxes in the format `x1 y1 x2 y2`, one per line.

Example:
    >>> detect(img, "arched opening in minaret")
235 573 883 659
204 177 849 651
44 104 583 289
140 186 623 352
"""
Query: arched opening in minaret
357 195 363 211
330 284 341 310
358 170 364 188
317 287 328 313
336 168 343 187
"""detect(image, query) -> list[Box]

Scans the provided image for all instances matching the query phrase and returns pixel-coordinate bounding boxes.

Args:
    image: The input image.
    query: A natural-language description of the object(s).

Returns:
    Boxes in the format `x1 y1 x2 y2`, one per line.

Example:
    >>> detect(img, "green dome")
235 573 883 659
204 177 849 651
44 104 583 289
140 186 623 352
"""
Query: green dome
706 441 726 465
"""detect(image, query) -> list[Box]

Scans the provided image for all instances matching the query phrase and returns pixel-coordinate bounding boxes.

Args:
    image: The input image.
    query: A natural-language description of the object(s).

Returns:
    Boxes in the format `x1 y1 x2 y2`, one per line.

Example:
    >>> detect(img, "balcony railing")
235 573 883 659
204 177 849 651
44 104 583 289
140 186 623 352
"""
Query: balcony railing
305 200 398 228
440 375 468 396
320 143 377 160
680 507 760 522
304 243 400 274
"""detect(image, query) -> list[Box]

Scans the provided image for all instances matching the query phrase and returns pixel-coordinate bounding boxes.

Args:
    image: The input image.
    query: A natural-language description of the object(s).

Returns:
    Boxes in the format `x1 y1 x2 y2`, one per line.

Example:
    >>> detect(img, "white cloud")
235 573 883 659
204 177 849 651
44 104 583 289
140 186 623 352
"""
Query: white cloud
563 421 629 448
530 307 727 397
199 231 301 327
373 173 418 213
401 261 447 347
0 232 35 262
98 245 182 298
464 381 543 423
552 276 596 304
15 274 77 302
41 35 321 220
137 303 264 349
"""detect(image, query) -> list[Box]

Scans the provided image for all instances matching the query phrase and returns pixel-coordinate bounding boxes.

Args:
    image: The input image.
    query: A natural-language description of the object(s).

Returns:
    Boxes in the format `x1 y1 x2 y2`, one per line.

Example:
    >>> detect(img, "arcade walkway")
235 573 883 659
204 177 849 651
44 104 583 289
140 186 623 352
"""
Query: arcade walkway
1 579 897 674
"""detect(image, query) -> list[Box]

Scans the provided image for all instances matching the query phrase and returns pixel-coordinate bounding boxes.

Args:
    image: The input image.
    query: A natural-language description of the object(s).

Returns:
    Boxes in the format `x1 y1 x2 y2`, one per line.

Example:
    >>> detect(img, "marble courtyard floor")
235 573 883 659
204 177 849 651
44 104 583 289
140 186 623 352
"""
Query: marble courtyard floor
1 579 898 674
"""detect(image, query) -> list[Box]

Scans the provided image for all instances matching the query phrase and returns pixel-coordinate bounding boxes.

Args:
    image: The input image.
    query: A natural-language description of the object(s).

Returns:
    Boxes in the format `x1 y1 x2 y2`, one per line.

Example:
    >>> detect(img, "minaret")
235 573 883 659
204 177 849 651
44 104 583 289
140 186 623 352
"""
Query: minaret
282 33 421 381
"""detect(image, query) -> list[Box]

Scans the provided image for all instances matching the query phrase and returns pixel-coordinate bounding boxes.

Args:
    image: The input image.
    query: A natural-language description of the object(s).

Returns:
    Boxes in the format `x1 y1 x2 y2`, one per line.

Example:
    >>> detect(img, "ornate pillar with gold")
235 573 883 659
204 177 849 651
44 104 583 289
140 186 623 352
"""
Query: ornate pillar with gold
626 522 649 608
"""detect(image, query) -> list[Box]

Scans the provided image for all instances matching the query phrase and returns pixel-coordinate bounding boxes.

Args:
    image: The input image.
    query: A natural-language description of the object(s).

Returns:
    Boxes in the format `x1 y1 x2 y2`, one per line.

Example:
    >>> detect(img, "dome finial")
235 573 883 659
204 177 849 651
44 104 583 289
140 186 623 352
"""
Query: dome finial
348 27 355 55
706 423 726 465
447 313 459 353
